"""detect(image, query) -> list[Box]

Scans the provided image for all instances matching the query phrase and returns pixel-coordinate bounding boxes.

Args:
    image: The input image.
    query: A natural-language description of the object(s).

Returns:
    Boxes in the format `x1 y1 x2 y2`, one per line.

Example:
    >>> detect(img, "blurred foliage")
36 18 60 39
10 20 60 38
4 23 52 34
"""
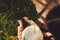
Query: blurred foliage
0 0 37 40
0 12 18 40
10 0 37 20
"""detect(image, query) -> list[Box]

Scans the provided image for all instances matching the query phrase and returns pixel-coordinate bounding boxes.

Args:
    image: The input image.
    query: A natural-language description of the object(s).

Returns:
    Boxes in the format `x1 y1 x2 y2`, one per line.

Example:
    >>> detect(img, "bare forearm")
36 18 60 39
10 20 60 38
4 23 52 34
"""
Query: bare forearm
17 20 23 40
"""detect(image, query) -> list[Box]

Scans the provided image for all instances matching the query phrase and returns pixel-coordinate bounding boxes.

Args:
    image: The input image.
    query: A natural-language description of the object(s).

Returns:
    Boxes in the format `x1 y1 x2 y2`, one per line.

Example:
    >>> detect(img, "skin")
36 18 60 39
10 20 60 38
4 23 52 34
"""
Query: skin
17 20 23 40
23 17 36 25
18 17 54 40
23 17 54 40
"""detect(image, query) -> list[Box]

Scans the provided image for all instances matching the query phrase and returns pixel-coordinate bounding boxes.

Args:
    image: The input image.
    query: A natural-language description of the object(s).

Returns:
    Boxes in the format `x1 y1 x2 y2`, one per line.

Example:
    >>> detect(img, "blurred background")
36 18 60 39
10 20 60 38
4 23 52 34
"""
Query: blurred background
0 0 60 40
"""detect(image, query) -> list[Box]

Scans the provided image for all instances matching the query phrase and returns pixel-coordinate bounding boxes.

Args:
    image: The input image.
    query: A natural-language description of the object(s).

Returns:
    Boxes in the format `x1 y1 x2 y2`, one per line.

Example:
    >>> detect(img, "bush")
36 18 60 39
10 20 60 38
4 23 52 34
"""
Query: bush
0 0 37 40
